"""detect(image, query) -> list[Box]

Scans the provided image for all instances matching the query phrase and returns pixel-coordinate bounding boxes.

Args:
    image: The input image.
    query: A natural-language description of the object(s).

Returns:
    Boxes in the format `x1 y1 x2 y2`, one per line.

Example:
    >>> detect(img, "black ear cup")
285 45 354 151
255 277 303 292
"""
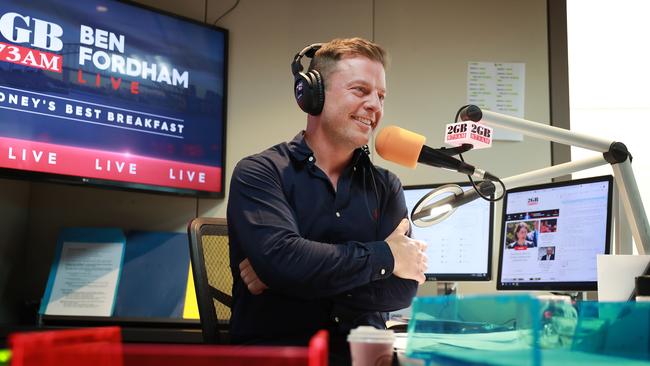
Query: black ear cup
294 69 324 115
291 44 324 115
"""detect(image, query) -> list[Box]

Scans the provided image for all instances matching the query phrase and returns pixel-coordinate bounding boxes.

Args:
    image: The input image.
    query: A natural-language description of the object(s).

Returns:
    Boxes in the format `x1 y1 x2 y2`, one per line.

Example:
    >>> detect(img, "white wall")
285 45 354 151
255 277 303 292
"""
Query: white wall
0 0 550 322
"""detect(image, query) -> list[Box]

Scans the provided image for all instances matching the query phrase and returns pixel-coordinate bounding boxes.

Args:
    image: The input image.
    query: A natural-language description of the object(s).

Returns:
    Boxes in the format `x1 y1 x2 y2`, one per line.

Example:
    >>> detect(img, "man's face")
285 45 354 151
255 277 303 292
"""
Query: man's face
318 56 386 149
547 247 554 255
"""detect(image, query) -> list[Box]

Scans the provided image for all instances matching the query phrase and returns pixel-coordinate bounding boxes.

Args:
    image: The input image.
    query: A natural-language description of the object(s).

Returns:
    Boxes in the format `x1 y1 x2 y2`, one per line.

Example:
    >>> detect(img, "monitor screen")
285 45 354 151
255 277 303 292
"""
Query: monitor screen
403 183 494 281
0 0 227 197
497 175 613 291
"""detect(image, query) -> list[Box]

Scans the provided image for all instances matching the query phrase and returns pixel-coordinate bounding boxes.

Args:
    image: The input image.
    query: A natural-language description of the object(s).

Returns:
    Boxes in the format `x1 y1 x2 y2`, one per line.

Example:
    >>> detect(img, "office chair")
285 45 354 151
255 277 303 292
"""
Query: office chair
187 217 232 344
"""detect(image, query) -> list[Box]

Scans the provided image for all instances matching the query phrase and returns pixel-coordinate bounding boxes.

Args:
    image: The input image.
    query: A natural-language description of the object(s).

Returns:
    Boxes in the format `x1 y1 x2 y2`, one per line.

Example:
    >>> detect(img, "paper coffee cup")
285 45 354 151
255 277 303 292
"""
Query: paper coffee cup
347 326 395 366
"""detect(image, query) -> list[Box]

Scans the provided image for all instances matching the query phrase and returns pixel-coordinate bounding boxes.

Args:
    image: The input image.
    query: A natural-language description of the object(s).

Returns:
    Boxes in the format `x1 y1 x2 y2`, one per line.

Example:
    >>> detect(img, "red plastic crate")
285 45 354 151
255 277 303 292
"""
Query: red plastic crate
9 326 122 366
9 327 328 366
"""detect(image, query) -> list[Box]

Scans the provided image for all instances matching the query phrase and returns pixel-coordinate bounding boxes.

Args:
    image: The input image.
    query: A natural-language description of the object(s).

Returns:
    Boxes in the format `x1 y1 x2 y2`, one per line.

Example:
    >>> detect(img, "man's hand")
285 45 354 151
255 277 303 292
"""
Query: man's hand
385 218 428 284
239 258 269 295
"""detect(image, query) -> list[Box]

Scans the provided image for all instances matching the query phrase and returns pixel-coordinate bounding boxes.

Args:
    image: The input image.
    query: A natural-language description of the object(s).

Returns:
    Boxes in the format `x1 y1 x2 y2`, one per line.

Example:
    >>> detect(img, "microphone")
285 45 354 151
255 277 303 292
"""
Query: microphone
375 125 499 181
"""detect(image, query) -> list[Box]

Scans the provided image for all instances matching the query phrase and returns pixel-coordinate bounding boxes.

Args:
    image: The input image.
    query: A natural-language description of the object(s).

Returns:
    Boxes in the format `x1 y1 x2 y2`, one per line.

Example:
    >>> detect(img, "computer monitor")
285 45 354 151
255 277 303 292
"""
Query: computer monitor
497 175 613 291
403 182 494 281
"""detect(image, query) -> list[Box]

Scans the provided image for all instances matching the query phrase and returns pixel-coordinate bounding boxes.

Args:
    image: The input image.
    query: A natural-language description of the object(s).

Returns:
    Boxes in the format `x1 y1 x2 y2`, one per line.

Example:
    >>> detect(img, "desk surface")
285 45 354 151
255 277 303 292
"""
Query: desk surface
2 316 203 347
45 315 203 344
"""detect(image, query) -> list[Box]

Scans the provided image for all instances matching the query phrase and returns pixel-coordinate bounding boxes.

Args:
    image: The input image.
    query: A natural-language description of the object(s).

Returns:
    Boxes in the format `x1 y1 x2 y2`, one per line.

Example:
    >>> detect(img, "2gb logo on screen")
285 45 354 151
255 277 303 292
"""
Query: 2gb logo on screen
0 12 63 72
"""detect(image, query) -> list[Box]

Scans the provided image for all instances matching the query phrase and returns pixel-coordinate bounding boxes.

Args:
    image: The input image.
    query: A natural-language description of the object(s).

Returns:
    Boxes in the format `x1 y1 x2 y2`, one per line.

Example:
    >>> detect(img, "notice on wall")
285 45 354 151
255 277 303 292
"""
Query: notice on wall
467 62 525 141
43 240 125 317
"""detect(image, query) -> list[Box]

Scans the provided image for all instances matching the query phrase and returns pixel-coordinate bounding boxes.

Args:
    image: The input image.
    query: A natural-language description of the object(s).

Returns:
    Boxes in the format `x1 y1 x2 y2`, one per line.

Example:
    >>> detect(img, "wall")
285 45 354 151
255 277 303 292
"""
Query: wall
373 0 551 295
0 0 550 324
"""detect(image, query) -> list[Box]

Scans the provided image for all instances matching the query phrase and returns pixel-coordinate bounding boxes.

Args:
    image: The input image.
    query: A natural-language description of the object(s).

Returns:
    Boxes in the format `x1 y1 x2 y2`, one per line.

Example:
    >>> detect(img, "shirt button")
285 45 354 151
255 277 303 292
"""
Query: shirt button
335 212 341 218
308 156 314 162
380 269 386 275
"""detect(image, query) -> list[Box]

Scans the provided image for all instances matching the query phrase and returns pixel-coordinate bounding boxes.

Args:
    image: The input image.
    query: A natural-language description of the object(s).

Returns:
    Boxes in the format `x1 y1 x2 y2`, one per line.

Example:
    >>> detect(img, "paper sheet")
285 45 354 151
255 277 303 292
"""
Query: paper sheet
597 254 650 301
45 241 124 316
467 61 525 141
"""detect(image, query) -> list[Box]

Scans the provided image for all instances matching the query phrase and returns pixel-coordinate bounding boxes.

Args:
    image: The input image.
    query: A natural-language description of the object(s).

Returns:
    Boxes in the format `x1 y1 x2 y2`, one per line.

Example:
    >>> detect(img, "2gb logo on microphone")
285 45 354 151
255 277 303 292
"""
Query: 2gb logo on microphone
445 121 493 149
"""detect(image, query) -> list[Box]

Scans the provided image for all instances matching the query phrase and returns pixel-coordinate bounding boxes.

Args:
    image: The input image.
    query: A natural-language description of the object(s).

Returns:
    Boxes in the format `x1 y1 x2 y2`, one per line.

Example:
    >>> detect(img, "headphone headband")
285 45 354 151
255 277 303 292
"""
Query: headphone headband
291 43 322 75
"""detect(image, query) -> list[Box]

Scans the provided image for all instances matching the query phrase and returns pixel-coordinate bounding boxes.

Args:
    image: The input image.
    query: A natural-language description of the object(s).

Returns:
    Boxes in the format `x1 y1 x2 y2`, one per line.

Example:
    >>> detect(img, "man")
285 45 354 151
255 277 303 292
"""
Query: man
541 247 555 261
227 38 427 363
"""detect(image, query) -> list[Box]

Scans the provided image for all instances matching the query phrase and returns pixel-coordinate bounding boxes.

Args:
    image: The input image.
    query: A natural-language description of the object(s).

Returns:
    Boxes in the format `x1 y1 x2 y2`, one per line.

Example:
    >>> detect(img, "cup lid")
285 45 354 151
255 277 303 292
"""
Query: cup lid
347 326 395 343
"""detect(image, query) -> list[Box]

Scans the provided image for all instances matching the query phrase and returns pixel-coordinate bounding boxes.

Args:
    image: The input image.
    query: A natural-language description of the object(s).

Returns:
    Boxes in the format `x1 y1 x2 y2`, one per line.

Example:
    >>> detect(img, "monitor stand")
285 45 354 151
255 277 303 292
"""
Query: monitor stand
438 282 458 296
545 291 584 302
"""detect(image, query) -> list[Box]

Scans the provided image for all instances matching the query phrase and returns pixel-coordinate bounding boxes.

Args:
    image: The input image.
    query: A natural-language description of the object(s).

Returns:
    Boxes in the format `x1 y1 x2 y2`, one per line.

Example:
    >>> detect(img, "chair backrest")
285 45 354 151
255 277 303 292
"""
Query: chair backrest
187 217 232 344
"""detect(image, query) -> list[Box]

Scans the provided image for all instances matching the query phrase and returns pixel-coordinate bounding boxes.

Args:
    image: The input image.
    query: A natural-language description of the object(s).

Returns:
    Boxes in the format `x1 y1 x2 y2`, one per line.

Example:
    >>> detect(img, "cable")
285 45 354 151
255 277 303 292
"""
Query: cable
453 105 506 202
371 0 376 42
360 147 381 239
213 0 241 26
204 0 208 23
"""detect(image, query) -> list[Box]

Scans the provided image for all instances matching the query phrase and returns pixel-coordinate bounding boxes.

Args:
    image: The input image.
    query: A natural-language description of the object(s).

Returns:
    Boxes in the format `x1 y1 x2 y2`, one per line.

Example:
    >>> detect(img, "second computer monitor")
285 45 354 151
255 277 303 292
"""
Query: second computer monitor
403 183 494 281
496 175 613 291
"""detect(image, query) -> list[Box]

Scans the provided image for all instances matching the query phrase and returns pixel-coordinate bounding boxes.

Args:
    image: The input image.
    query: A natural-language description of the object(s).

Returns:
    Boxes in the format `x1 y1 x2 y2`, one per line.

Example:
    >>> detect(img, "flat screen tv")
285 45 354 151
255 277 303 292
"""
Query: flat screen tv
0 0 227 197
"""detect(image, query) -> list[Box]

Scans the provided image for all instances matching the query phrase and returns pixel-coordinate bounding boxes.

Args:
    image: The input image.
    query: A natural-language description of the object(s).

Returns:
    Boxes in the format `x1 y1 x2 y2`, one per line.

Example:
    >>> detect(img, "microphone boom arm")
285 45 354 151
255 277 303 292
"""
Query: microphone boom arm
478 108 649 255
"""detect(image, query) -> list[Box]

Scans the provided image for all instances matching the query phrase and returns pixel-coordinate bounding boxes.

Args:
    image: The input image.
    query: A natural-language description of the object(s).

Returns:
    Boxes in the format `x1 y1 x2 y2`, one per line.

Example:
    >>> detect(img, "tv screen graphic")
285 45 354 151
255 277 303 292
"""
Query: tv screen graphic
0 0 228 196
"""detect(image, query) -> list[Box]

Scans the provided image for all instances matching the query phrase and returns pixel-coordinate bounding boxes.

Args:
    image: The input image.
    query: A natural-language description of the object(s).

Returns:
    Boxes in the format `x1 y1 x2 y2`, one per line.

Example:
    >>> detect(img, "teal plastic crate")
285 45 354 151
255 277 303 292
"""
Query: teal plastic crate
406 294 542 366
571 301 650 360
405 295 650 366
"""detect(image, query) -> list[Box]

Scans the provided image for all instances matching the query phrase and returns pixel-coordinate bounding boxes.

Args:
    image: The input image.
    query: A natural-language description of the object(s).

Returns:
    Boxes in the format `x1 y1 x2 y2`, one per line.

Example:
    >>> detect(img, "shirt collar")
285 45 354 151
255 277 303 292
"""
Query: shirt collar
287 131 371 167
287 132 313 163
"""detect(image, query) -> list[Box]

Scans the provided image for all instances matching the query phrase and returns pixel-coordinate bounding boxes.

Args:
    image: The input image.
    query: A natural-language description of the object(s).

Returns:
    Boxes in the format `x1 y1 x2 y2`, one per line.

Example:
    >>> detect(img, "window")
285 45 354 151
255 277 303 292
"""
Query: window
567 0 649 217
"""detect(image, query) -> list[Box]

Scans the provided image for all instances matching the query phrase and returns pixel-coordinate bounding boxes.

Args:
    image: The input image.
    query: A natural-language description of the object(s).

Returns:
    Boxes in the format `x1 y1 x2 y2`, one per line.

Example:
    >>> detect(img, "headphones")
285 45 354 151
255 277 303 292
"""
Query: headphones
291 43 324 115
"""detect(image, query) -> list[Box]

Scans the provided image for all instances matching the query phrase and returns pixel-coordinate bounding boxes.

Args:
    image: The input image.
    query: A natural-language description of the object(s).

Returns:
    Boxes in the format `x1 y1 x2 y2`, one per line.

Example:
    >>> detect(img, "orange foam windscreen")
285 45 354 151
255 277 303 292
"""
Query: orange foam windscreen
374 125 425 169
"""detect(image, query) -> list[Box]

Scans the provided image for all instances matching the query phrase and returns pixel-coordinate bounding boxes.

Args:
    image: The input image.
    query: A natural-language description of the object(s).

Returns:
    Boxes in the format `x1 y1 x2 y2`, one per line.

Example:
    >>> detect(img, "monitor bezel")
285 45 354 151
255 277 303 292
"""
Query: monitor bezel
496 175 614 291
403 182 495 282
0 0 229 198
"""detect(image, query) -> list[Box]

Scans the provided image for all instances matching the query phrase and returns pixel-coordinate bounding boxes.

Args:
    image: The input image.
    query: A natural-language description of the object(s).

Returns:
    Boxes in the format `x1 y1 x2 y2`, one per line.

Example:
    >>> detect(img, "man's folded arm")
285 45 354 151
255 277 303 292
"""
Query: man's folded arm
331 175 418 312
228 157 396 299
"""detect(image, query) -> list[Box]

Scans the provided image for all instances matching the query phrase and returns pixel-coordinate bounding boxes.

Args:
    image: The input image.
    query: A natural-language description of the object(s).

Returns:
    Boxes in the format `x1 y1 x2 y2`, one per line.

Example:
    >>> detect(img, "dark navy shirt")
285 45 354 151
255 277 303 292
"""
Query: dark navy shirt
227 132 417 344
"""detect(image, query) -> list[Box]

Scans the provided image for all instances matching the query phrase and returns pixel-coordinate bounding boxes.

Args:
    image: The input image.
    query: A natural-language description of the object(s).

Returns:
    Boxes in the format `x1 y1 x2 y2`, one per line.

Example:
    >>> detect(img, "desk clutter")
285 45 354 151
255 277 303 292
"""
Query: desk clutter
35 228 202 344
403 294 650 366
6 294 650 366
39 228 198 320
